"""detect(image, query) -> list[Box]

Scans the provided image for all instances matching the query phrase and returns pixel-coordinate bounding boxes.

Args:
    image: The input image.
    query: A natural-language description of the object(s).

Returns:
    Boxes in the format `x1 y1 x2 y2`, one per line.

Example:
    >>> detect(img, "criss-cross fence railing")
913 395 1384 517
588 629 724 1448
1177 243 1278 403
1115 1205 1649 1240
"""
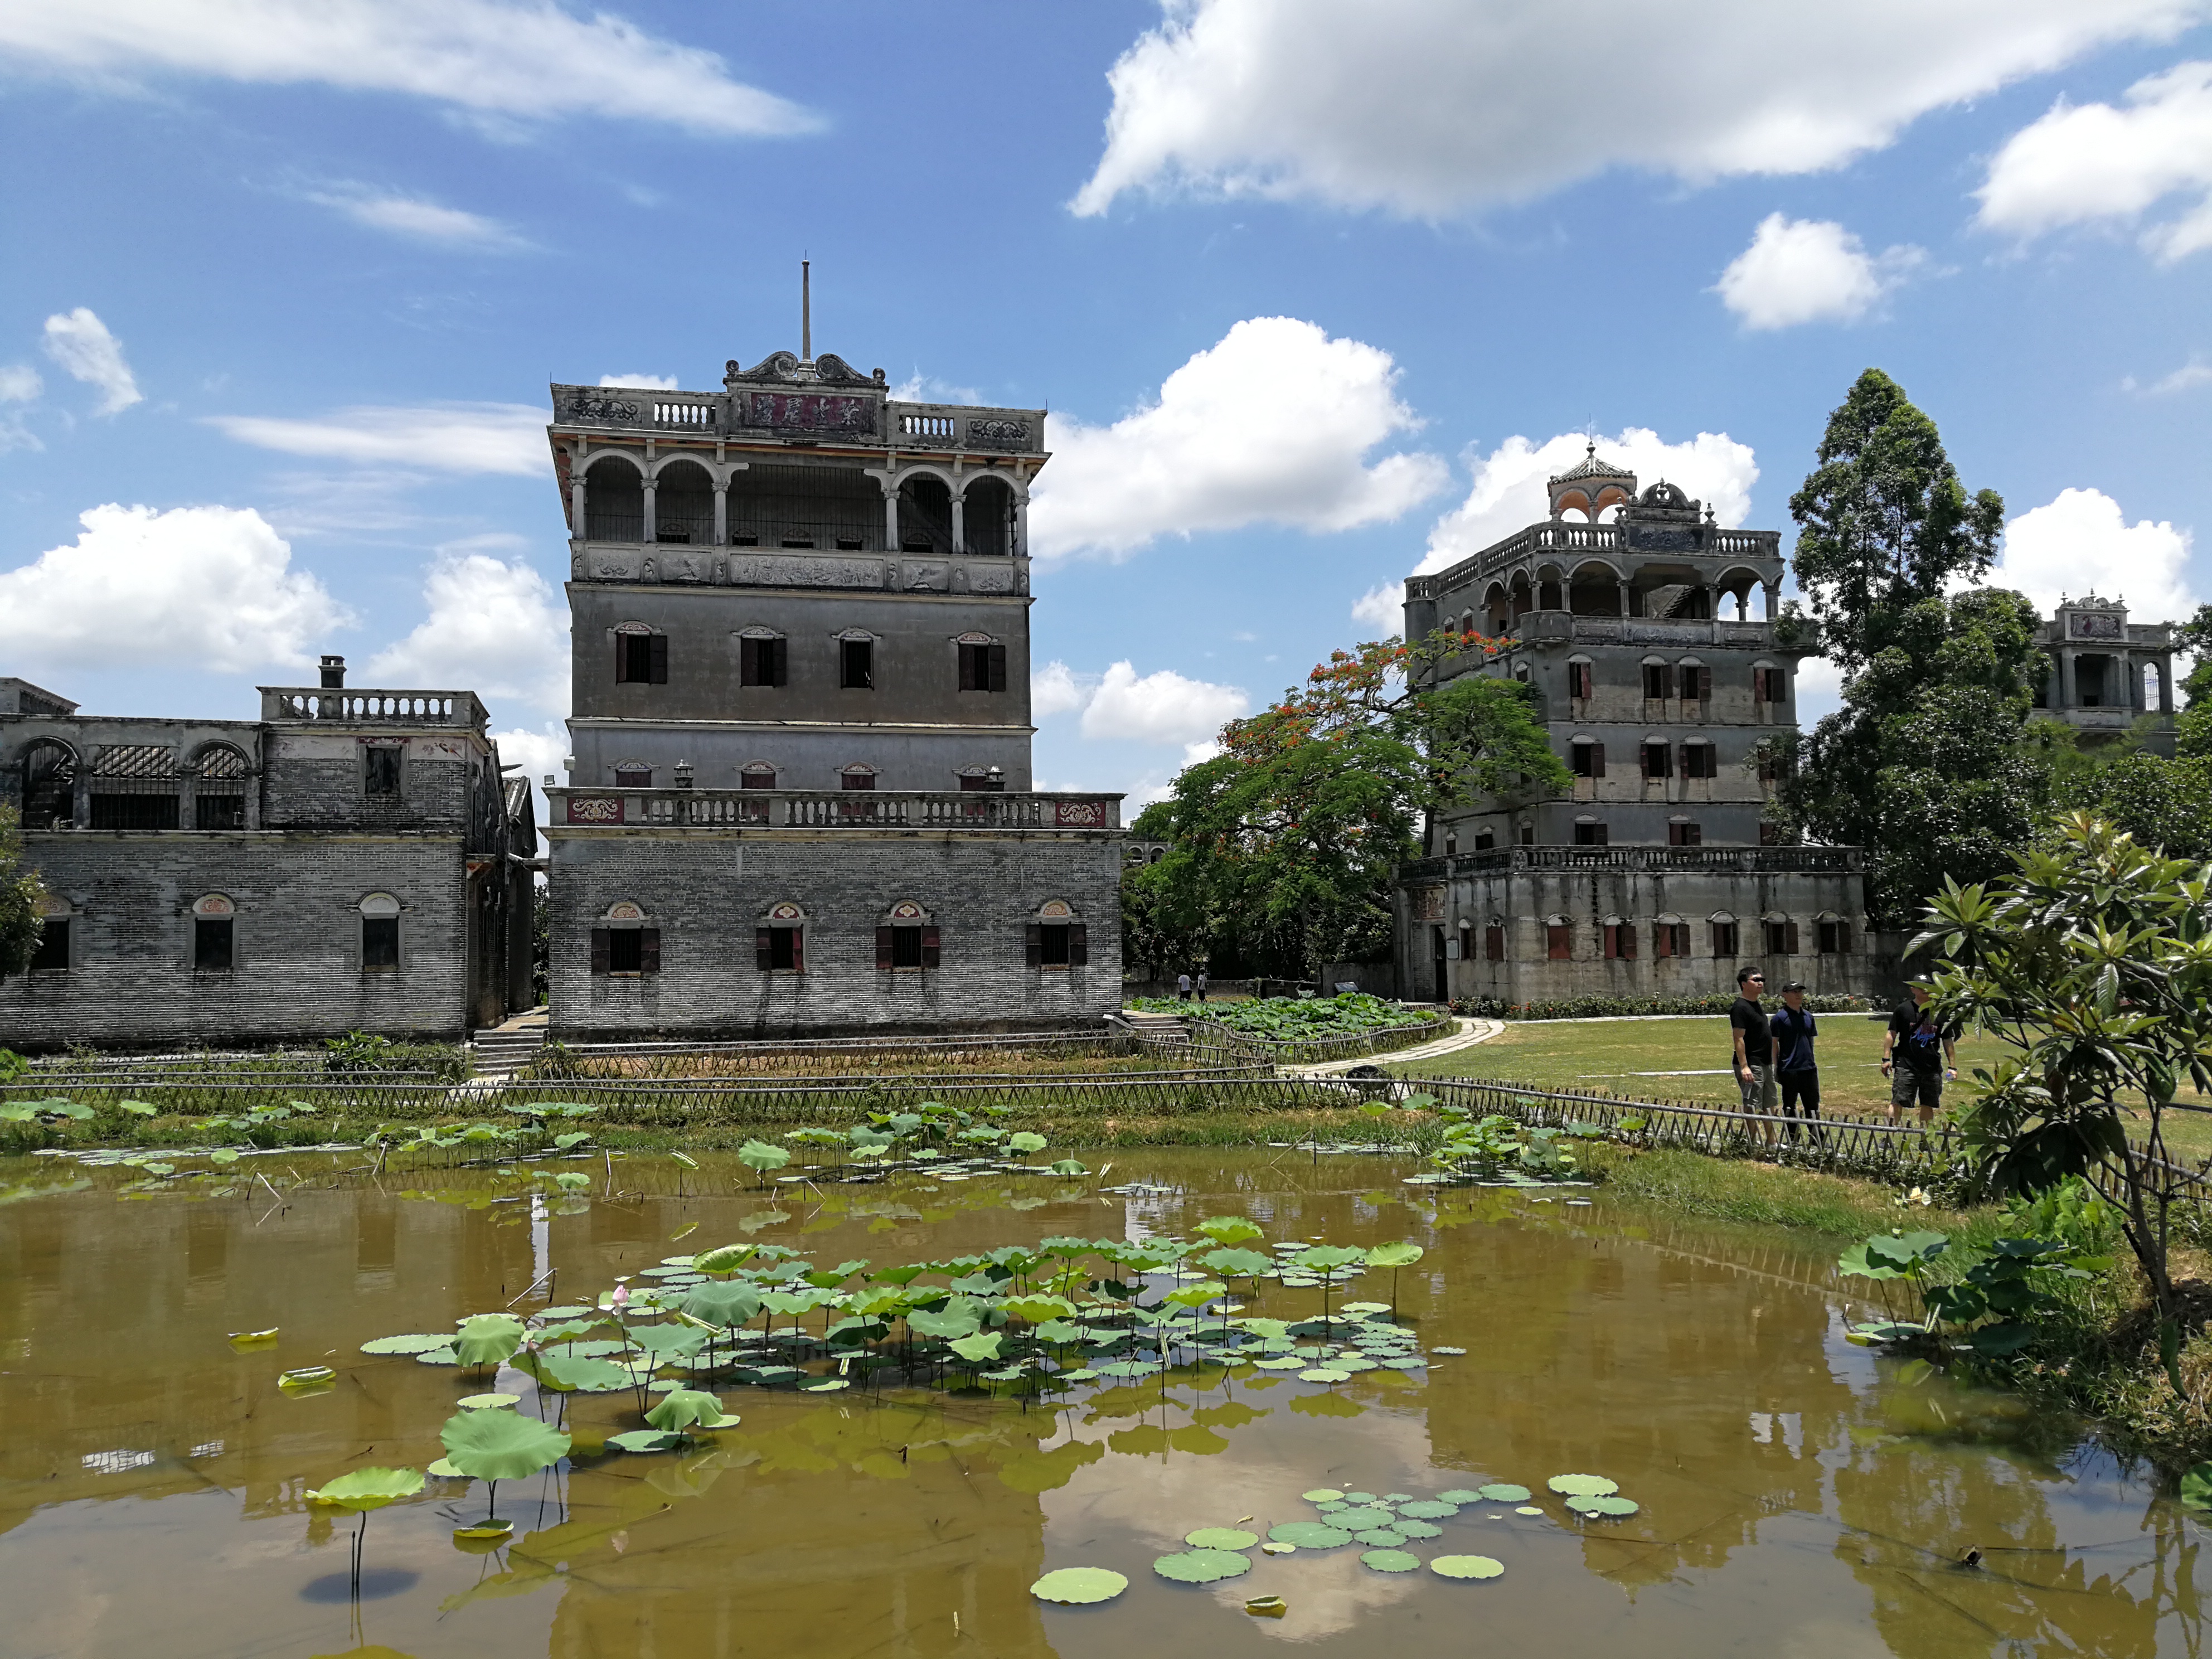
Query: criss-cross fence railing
528 1029 1143 1079
1183 1014 1455 1068
1404 1075 2212 1193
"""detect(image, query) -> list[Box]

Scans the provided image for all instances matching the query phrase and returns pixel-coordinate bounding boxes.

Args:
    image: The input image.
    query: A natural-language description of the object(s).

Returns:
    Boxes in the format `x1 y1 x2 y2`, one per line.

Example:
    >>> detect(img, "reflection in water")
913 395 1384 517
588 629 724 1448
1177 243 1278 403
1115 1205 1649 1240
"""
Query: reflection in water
0 1148 2199 1658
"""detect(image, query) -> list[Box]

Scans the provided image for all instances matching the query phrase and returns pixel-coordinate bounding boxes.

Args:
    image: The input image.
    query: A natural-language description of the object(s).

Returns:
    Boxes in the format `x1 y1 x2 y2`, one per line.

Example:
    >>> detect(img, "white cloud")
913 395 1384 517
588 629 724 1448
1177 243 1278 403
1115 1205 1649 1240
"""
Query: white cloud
2127 355 2212 394
487 721 567 834
600 373 677 390
1351 582 1401 632
1079 661 1249 745
1714 214 1924 329
0 503 343 672
42 307 140 414
0 0 820 139
1073 0 2203 219
299 181 527 249
889 371 982 405
1794 655 1846 726
0 365 43 402
1415 428 1760 577
205 401 549 474
1991 486 2196 621
1032 659 1096 719
1978 61 2212 263
1029 317 1447 560
364 539 568 712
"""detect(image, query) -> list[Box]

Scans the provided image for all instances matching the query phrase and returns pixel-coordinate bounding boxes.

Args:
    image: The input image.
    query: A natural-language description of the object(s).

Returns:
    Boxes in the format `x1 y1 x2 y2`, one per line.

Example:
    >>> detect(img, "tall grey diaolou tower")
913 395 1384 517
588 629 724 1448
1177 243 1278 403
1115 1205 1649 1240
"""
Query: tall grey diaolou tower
540 316 1125 1039
1391 446 1873 1007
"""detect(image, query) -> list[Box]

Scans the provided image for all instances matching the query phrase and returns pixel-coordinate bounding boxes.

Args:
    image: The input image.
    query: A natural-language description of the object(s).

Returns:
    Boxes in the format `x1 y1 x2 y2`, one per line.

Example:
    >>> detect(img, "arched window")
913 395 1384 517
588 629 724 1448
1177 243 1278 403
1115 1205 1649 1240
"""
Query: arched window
1680 739 1717 780
877 899 940 970
1545 914 1573 960
613 620 666 686
756 901 804 973
1484 914 1506 961
653 459 714 545
1709 911 1739 958
1653 911 1689 958
18 738 76 830
1602 913 1636 961
1028 899 1087 969
962 475 1015 559
1763 912 1799 957
192 893 235 972
1816 912 1855 955
740 760 777 790
360 891 401 971
738 625 787 688
593 899 661 977
1676 657 1710 705
613 759 653 788
584 456 644 541
192 743 251 830
839 762 878 792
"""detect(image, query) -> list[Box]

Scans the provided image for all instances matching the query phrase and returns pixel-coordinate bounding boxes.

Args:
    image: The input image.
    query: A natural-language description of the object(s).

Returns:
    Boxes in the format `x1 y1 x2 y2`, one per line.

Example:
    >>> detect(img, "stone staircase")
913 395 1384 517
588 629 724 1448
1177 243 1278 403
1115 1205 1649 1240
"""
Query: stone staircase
470 1012 548 1080
1112 1008 1192 1054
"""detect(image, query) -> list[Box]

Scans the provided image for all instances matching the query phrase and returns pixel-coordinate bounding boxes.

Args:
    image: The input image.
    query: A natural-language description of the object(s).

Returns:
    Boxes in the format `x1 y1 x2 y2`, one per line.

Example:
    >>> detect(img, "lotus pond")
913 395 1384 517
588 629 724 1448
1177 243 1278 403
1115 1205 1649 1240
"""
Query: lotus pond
0 1144 2200 1658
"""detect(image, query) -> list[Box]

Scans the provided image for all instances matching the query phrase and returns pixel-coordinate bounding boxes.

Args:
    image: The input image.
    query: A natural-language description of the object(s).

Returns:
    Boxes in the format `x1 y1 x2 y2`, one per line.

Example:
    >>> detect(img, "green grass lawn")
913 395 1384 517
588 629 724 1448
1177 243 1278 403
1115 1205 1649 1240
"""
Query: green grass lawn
1390 1012 2212 1161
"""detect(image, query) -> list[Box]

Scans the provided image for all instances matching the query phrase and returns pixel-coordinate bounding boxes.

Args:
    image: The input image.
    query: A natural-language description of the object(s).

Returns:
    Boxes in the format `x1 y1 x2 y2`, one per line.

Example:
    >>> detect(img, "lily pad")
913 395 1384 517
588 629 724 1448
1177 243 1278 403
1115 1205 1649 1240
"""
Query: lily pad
1185 1528 1260 1550
1431 1554 1506 1580
1260 1542 1297 1555
1267 1521 1354 1548
1301 1488 1345 1503
304 1466 424 1511
1476 1483 1530 1502
1548 1473 1618 1497
426 1458 464 1478
439 1406 570 1481
1352 1529 1406 1546
1515 1505 1544 1516
278 1366 335 1393
607 1430 685 1454
1332 1505 1395 1528
361 1333 455 1355
1030 1567 1128 1605
413 1346 460 1366
1437 1489 1484 1503
455 1393 518 1410
1253 1356 1307 1370
1396 1499 1459 1519
1395 1519 1443 1539
1361 1549 1422 1573
1299 1367 1351 1384
1566 1495 1639 1517
1153 1549 1252 1584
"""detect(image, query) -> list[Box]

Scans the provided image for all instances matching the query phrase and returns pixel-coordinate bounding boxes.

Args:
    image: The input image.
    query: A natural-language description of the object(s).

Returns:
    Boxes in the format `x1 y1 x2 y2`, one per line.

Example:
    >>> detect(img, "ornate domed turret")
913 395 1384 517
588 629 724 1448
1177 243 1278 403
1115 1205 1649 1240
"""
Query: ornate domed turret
1547 442 1637 521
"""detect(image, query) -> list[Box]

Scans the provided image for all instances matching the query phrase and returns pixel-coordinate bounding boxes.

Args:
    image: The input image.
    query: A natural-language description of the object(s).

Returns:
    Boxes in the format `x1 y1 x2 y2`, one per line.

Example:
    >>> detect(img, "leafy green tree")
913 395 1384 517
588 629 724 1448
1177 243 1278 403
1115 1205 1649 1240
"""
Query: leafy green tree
1129 634 1568 978
1919 814 2208 1384
2055 747 2212 864
1788 367 2006 675
0 808 47 977
1771 588 2051 925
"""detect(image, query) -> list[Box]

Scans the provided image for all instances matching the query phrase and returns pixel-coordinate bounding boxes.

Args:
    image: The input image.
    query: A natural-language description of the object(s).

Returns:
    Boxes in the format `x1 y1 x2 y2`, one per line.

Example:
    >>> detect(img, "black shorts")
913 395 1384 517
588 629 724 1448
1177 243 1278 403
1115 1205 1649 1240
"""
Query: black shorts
1778 1070 1820 1114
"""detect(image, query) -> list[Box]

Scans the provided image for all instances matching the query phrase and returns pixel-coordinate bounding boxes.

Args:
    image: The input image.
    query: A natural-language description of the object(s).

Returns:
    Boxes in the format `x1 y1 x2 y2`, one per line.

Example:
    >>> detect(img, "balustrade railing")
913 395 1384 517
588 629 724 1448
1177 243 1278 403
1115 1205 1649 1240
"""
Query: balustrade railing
261 688 487 727
556 788 1120 832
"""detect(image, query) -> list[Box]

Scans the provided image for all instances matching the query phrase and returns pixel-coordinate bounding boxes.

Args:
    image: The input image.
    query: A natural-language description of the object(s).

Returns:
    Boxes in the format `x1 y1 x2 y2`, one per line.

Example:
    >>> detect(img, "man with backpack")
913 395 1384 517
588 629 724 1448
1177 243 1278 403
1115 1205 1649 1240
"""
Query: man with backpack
1883 979 1958 1126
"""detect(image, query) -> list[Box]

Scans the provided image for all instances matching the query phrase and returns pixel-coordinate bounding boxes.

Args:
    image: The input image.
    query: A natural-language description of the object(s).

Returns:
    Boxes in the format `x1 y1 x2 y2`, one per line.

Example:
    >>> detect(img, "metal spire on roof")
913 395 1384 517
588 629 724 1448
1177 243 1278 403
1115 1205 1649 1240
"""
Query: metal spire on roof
801 259 811 362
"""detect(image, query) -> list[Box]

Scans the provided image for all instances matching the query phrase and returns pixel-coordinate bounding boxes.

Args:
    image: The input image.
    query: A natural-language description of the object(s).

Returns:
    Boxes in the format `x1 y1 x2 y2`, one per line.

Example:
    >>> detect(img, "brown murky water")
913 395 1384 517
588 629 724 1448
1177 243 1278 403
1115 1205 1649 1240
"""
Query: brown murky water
0 1148 2198 1659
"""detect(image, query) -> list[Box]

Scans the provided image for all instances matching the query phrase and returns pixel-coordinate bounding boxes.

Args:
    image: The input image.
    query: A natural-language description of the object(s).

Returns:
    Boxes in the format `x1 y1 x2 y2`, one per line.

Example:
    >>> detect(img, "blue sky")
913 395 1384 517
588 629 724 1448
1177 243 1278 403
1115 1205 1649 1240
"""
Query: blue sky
2 0 2209 808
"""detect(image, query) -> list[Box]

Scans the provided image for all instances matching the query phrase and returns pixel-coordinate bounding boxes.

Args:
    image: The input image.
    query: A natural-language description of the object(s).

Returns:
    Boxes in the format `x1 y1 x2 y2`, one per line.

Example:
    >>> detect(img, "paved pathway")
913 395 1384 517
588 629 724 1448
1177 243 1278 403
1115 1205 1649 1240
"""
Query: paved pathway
1286 1016 1505 1078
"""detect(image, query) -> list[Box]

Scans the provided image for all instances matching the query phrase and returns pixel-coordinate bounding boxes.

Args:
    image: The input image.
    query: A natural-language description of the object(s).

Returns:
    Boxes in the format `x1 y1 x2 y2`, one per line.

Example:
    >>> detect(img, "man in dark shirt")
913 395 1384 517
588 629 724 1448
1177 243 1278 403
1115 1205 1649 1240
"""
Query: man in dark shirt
1729 965 1777 1141
1769 979 1822 1143
1882 979 1958 1125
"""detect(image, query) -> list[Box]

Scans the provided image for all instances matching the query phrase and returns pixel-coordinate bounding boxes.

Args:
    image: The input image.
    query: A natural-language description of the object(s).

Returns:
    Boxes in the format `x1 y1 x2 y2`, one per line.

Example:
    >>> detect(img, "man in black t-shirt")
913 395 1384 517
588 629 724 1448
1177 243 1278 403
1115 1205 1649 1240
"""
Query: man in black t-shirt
1728 965 1777 1139
1882 980 1958 1124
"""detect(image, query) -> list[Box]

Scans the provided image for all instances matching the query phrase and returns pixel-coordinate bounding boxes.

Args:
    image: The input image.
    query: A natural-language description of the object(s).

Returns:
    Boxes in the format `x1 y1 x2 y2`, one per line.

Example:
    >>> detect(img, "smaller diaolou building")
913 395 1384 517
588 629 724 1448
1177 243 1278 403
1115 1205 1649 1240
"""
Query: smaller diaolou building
0 659 536 1050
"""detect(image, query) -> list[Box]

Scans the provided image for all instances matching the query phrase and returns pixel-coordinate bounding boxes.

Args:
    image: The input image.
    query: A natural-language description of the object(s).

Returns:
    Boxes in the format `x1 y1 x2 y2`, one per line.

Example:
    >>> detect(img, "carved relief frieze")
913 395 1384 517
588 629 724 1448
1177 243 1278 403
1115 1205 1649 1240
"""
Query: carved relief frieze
968 564 1013 594
727 556 885 590
559 394 643 424
905 562 948 591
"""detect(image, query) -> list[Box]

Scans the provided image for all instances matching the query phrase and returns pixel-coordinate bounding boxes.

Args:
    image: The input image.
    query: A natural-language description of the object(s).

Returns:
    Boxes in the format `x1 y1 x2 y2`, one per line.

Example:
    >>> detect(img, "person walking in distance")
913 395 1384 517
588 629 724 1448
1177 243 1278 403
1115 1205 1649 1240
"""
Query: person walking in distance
1769 979 1823 1144
1176 969 1192 1003
1883 978 1957 1128
1729 966 1778 1143
1195 969 1209 1004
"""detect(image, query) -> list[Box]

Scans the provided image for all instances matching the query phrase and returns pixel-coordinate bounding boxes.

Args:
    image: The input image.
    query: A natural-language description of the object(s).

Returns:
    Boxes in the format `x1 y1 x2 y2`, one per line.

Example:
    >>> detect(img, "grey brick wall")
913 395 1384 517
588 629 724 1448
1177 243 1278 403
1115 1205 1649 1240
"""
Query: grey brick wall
546 830 1123 1038
1 833 470 1049
263 735 477 830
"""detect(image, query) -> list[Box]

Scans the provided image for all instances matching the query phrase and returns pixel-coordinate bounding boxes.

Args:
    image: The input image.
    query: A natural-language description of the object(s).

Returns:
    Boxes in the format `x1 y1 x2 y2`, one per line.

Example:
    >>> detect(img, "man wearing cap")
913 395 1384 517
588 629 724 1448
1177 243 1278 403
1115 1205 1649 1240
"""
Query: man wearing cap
1883 979 1958 1126
1769 979 1822 1143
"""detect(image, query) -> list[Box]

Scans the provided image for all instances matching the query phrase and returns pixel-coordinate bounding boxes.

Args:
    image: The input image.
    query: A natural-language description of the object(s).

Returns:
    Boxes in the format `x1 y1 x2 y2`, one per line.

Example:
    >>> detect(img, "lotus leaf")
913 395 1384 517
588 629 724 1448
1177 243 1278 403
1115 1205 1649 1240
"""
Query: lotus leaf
118 1100 157 1117
628 1322 710 1360
1254 1356 1306 1370
738 1140 792 1173
1352 1529 1406 1546
1030 1567 1127 1604
279 1366 335 1389
692 1244 755 1276
908 1308 981 1341
1268 1522 1353 1548
1396 1500 1459 1519
1000 1295 1078 1325
949 1331 1005 1364
227 1328 279 1347
1567 1495 1639 1517
1332 1506 1395 1527
1361 1549 1422 1573
453 1314 525 1368
1301 1488 1345 1502
1547 1474 1618 1497
1153 1549 1251 1583
208 1148 241 1165
1516 1505 1544 1515
1048 1159 1089 1176
439 1408 571 1481
426 1457 464 1478
1475 1483 1529 1502
644 1389 738 1431
1395 1520 1443 1539
607 1430 686 1454
1430 1555 1505 1580
413 1347 460 1366
1007 1132 1049 1154
455 1393 518 1410
1185 1527 1259 1550
1429 1346 1467 1356
677 1282 762 1329
361 1333 455 1356
1365 1242 1424 1268
1342 1492 1377 1503
1299 1367 1351 1384
453 1519 513 1542
306 1466 424 1511
2182 1463 2212 1512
